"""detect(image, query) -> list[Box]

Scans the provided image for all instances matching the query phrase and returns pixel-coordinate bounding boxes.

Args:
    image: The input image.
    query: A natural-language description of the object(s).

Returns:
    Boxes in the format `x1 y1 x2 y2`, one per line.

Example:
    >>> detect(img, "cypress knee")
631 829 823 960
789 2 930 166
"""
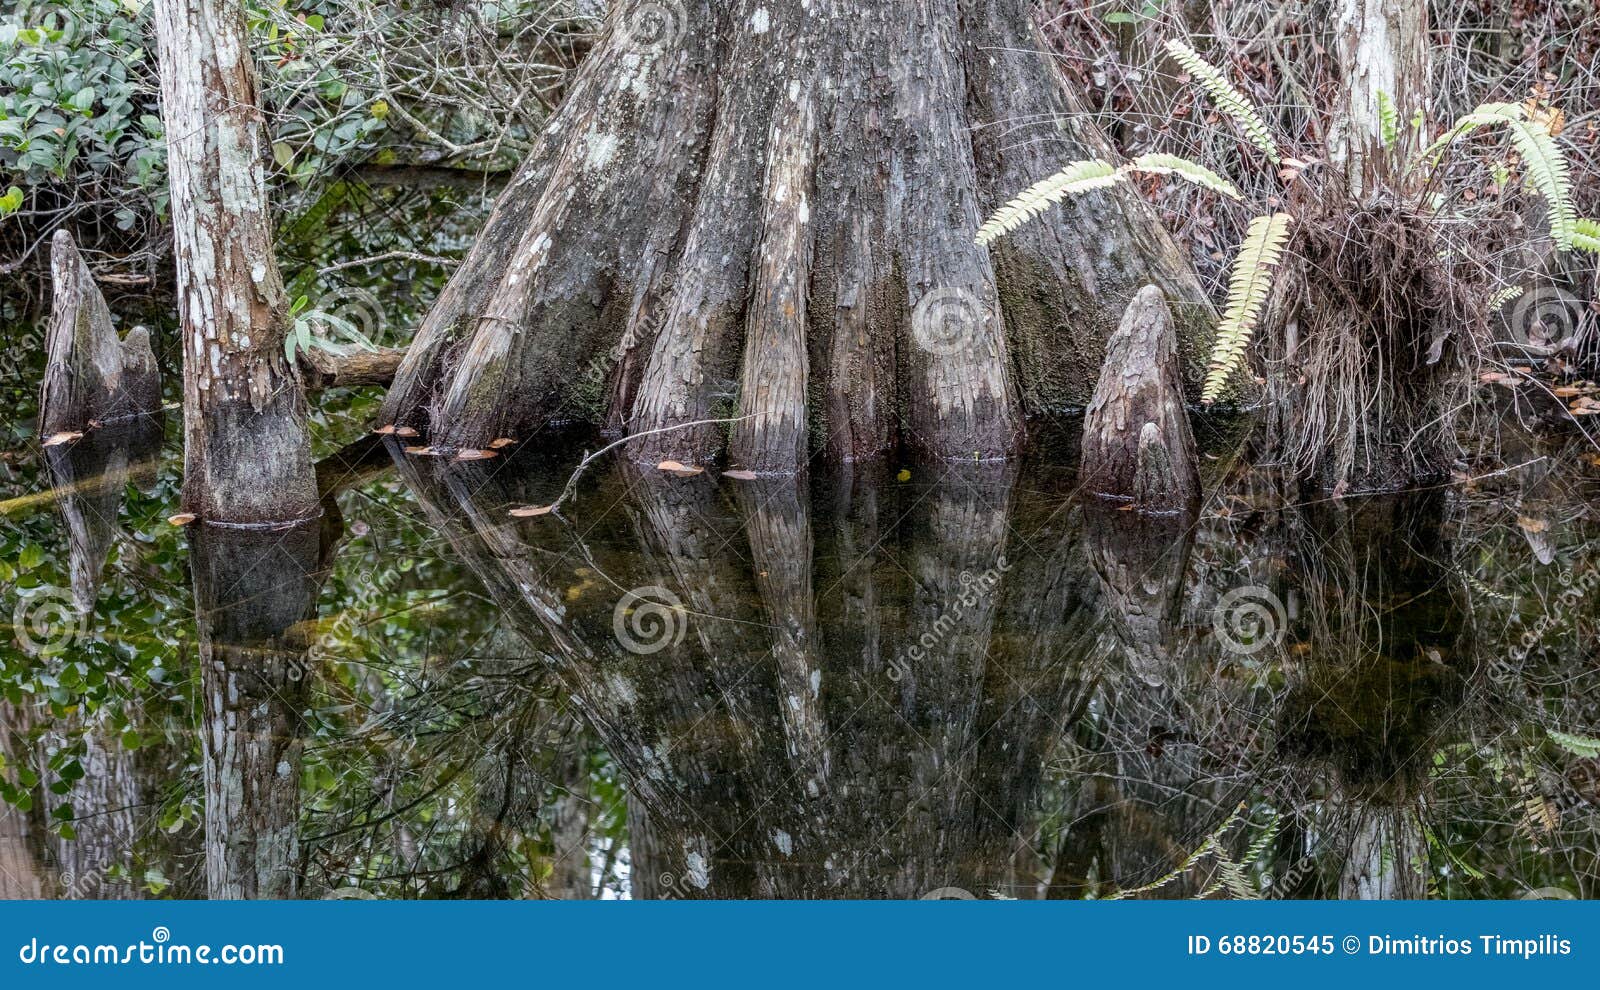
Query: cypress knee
1080 285 1199 511
39 230 160 438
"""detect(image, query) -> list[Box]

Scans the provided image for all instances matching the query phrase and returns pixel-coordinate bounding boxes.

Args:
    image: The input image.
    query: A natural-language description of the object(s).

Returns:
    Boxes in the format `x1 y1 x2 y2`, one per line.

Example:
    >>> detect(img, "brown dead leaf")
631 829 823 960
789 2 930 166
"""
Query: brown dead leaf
488 438 517 450
373 424 398 435
394 426 420 438
41 431 83 447
1517 516 1549 534
510 505 556 518
454 449 499 461
721 470 759 481
167 513 197 526
656 460 705 476
403 445 441 456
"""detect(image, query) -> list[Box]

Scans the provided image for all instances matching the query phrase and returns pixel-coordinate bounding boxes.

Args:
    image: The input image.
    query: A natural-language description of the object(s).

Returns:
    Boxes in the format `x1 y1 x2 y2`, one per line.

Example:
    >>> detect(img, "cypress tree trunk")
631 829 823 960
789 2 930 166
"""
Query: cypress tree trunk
379 0 1213 469
153 0 318 524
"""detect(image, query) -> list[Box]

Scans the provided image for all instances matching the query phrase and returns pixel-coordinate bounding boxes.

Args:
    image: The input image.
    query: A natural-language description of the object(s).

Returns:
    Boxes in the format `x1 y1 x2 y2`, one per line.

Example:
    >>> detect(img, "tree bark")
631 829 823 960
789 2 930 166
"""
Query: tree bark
1328 0 1430 196
379 0 1213 467
154 0 318 524
1080 285 1199 511
39 231 160 438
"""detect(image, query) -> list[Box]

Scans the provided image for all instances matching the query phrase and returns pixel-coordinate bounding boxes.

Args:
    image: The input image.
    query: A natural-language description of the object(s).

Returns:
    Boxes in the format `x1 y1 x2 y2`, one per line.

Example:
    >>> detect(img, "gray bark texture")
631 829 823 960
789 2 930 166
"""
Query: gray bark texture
1080 285 1199 511
154 0 318 524
380 0 1213 468
39 231 160 438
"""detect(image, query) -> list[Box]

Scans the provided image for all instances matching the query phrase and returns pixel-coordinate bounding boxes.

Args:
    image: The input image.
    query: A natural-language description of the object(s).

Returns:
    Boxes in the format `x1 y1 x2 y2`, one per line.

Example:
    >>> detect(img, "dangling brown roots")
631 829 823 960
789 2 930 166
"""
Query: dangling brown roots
1258 179 1495 491
377 0 1214 472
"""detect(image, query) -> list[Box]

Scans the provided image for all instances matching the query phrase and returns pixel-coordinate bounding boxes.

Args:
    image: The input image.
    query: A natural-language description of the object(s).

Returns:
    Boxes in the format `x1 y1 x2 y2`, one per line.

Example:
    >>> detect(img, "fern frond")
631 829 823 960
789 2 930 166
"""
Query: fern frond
1201 213 1294 403
1124 153 1243 200
1424 102 1575 248
1164 40 1280 163
1573 218 1600 254
976 159 1121 246
1549 729 1600 759
1377 90 1399 148
1488 285 1525 310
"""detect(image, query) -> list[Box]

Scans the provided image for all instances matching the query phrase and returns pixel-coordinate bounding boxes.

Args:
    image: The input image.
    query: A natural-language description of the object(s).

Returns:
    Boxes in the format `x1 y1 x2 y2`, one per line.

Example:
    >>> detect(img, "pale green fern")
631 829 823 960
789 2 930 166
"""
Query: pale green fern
1488 285 1525 310
976 154 1241 245
1202 212 1294 403
1424 102 1576 249
1377 90 1399 148
976 159 1120 245
1164 40 1280 164
1573 218 1600 255
1126 153 1243 200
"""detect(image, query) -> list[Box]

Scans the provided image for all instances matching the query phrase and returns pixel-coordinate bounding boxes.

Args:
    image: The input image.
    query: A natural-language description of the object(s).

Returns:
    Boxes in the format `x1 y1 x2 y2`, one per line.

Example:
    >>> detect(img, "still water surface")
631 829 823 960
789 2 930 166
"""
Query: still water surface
4 408 1599 899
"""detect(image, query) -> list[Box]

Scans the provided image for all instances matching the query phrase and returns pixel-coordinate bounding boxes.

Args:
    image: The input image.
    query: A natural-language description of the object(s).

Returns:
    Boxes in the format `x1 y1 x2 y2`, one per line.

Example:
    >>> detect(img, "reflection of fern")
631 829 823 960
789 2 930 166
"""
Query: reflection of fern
1202 213 1294 403
1424 103 1576 249
1106 806 1284 900
976 154 1241 245
1164 40 1280 163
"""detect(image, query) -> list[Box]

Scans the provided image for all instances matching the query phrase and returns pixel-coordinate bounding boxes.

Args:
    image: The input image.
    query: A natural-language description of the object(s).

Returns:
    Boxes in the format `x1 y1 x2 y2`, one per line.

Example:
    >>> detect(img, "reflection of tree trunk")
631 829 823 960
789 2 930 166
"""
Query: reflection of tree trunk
44 418 163 612
392 452 1091 897
192 523 320 899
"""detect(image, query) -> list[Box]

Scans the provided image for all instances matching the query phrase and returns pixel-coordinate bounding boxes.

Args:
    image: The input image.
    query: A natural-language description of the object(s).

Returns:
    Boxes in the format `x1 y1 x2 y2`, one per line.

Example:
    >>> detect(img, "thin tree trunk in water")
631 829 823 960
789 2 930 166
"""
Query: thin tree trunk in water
380 1 1212 467
154 0 317 524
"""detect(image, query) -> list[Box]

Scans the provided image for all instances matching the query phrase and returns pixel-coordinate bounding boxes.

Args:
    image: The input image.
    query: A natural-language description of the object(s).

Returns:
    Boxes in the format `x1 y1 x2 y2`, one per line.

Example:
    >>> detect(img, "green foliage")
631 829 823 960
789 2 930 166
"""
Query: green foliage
1202 212 1293 403
976 159 1121 245
0 0 168 227
1377 90 1399 148
1423 102 1577 250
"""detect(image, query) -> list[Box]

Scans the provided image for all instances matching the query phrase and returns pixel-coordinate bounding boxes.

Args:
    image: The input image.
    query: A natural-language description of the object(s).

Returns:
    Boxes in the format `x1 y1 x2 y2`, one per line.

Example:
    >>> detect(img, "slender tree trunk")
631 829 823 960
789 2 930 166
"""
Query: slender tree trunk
380 0 1213 467
154 0 317 523
1328 0 1430 196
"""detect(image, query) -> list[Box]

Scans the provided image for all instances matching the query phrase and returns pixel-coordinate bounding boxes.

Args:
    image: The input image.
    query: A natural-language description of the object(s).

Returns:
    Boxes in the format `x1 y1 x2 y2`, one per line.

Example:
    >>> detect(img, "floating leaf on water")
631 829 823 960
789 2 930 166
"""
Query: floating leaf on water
454 449 498 461
896 469 912 482
167 513 197 526
372 424 398 435
403 446 440 456
42 431 83 447
510 505 556 518
721 470 759 480
394 426 420 438
656 460 704 476
488 438 517 449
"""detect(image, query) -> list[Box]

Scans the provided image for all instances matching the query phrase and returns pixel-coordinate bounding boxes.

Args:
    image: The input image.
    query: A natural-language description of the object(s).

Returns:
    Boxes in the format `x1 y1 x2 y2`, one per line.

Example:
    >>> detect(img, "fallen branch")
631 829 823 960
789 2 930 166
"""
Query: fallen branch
298 346 408 390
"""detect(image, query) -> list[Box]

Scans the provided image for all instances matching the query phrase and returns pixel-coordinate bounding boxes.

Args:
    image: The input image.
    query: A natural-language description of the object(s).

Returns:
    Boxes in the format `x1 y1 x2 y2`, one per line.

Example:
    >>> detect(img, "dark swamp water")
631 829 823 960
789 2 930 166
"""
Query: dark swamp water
5 405 1600 900
5 180 1600 901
